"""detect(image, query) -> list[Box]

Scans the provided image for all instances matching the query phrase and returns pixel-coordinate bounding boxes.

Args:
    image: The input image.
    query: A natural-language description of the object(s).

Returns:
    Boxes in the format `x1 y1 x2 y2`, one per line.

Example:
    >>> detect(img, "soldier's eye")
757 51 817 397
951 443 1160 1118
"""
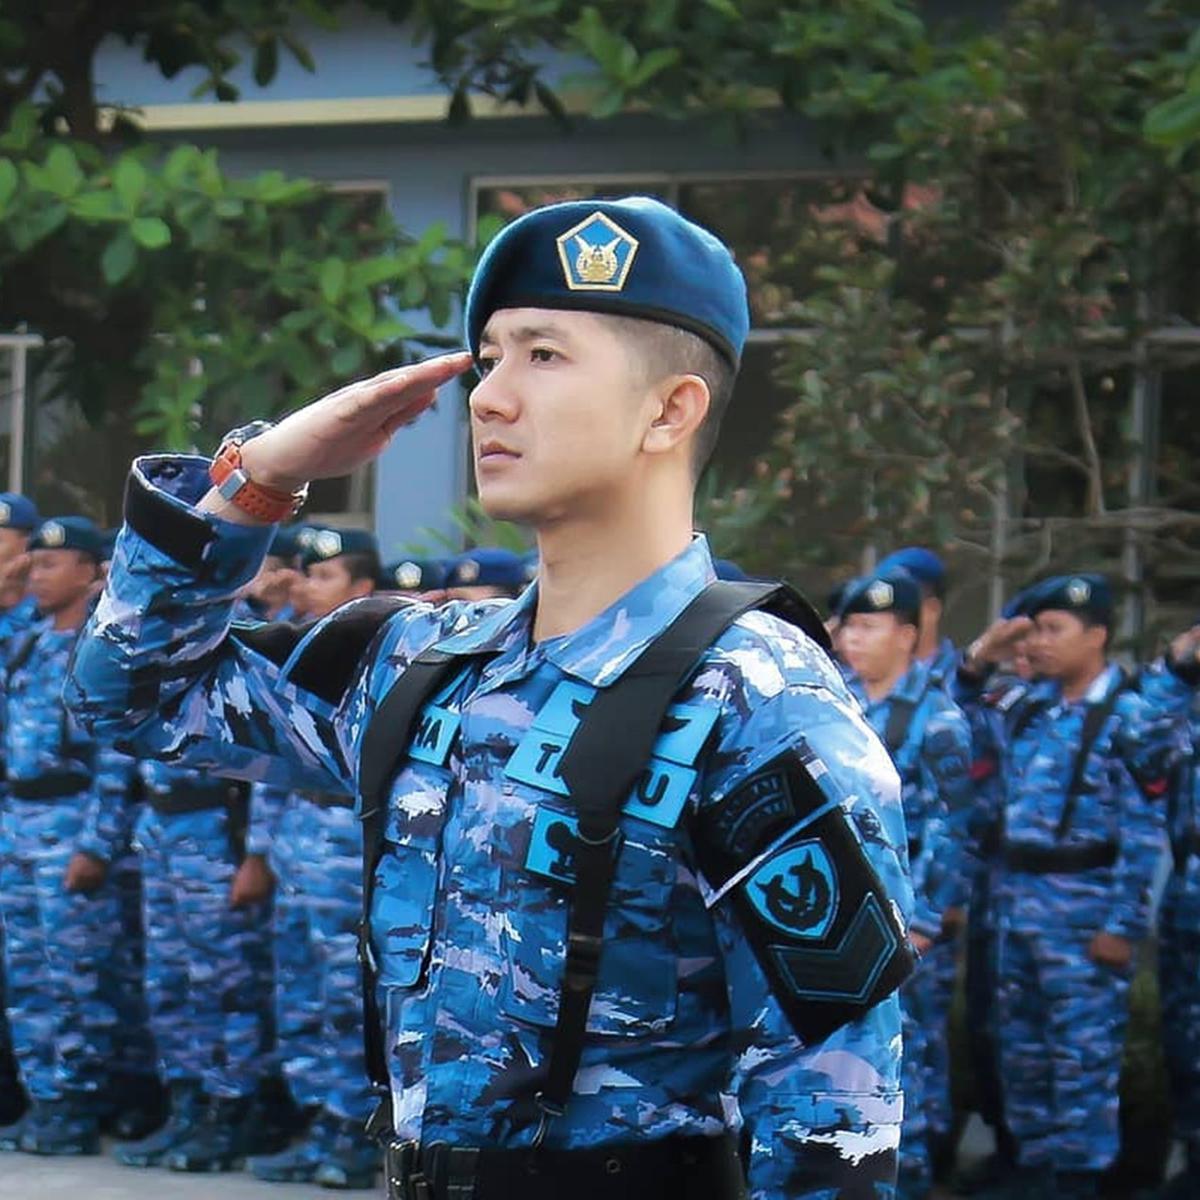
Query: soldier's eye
530 347 557 364
476 356 498 377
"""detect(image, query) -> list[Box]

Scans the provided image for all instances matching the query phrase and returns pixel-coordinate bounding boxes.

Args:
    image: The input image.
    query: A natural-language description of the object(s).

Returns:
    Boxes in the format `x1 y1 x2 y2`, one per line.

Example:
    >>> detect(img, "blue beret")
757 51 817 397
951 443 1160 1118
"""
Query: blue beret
446 547 527 590
0 493 39 531
1024 573 1113 626
29 515 105 559
382 556 448 592
838 569 922 626
269 526 304 562
713 558 748 582
466 196 750 366
1001 583 1042 621
827 581 850 615
299 526 379 568
878 547 946 589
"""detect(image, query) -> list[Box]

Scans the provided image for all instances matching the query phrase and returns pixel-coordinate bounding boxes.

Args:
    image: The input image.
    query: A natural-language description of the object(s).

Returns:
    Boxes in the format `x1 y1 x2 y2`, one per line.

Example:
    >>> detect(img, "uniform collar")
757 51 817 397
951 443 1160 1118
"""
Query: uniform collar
434 535 718 687
849 659 925 713
1036 661 1123 709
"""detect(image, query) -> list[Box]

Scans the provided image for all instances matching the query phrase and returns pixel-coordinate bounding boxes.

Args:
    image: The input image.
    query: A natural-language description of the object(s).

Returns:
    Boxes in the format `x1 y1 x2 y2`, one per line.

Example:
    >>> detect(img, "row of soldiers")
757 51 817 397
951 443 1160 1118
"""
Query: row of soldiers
825 547 1200 1200
2 472 1199 1199
0 492 533 1187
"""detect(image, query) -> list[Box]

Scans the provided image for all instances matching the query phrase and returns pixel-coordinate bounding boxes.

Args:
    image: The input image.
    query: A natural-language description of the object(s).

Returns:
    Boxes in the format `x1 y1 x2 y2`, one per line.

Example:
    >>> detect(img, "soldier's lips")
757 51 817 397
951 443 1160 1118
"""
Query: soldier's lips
477 443 520 468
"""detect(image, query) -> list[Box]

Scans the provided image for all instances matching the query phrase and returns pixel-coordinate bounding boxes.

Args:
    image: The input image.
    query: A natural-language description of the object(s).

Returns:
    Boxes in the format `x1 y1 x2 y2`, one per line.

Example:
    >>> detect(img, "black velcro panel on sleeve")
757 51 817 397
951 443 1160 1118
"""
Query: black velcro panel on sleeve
229 619 316 669
694 745 914 1045
124 468 217 572
281 596 410 707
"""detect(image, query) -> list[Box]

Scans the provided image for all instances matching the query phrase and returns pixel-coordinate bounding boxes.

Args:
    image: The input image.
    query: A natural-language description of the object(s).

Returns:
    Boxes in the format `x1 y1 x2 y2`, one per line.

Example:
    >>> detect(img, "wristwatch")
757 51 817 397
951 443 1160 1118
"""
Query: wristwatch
209 421 308 523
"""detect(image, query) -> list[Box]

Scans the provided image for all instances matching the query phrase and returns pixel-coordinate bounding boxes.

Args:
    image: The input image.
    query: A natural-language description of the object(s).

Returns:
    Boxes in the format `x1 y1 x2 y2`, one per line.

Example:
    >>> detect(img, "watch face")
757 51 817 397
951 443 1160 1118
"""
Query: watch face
226 419 275 447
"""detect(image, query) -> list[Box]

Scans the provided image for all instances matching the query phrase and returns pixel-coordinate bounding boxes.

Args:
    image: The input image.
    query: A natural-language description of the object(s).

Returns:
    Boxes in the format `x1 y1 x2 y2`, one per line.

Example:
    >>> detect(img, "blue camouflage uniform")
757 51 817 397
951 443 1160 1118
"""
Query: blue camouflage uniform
0 614 154 1118
1138 656 1200 1179
958 608 1178 1180
841 572 974 1194
133 760 272 1100
67 479 914 1199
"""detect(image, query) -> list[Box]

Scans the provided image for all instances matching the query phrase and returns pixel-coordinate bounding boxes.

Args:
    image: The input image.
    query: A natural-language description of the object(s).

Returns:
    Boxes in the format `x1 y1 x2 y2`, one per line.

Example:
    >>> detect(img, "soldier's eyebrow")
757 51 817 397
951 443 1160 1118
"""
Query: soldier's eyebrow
479 320 573 349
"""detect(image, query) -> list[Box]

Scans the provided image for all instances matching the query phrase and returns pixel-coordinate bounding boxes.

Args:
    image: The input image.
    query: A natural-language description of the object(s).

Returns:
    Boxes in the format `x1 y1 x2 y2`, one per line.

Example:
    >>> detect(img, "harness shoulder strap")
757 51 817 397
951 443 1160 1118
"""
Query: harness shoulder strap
1056 669 1131 841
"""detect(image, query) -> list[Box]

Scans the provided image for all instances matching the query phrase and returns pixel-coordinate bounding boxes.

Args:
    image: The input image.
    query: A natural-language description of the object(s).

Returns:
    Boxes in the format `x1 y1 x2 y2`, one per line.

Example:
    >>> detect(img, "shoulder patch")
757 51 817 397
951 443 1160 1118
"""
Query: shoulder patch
694 745 914 1045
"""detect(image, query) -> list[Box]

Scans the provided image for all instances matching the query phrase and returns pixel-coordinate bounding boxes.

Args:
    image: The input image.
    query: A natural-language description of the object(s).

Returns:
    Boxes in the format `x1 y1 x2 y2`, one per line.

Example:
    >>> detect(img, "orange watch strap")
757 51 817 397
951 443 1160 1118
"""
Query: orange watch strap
209 443 301 523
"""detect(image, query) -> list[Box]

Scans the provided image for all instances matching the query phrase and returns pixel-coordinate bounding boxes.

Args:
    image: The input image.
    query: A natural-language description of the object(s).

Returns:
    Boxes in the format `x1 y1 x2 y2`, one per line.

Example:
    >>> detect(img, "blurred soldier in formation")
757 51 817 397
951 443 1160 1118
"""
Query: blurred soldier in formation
837 567 973 1200
0 516 155 1155
0 492 41 1130
245 525 383 1191
955 575 1183 1200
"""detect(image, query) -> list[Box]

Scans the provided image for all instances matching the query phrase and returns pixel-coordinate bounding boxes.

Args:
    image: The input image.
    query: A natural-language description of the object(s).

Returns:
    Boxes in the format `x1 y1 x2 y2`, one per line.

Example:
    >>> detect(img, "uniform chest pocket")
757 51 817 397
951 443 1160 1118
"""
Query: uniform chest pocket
499 811 679 1037
368 763 447 989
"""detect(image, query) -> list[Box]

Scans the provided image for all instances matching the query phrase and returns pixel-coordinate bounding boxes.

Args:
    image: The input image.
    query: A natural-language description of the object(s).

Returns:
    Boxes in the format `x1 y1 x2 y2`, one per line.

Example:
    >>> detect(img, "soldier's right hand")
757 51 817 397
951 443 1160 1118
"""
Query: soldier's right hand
1168 624 1200 670
964 616 1034 671
229 853 275 908
227 352 474 500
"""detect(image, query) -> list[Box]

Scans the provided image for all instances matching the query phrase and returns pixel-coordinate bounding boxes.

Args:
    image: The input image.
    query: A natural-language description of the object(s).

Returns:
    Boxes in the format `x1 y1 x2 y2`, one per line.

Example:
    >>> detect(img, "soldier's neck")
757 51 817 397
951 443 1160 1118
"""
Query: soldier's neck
531 491 694 643
863 660 909 703
1060 658 1108 704
50 593 90 633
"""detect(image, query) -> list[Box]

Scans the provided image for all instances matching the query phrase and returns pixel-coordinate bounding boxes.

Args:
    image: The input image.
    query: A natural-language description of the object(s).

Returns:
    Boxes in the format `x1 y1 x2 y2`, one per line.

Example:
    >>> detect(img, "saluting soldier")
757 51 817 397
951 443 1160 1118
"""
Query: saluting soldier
67 197 915 1199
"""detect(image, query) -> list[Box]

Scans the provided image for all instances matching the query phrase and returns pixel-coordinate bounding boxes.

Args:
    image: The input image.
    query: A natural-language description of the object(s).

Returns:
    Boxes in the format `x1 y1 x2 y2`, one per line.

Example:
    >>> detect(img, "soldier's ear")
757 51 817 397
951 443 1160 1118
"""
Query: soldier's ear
641 374 710 460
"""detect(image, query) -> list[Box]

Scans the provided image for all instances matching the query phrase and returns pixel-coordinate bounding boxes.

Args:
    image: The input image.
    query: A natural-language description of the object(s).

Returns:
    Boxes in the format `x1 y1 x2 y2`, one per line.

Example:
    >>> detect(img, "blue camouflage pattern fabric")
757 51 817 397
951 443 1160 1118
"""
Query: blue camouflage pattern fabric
133 759 272 1100
0 619 153 1104
268 789 375 1122
1137 660 1200 1150
0 594 39 1095
950 669 1031 1133
848 666 972 1188
66 454 914 1199
961 663 1178 1172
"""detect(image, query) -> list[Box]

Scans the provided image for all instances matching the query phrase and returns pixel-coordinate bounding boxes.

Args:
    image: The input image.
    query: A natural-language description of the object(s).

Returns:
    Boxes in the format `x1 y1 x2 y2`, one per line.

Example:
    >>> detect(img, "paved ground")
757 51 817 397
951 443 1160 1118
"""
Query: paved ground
0 1147 357 1199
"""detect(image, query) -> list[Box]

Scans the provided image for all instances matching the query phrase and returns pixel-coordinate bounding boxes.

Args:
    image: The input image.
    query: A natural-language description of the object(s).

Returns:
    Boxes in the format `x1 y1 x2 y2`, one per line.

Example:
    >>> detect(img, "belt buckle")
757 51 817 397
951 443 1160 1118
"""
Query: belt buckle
386 1139 430 1200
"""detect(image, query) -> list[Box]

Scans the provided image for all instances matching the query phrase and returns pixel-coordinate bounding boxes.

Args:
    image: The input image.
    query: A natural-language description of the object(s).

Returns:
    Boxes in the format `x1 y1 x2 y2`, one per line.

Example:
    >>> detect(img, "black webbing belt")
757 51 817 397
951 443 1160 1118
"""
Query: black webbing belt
1002 840 1119 874
356 580 824 1140
8 771 91 800
145 783 243 815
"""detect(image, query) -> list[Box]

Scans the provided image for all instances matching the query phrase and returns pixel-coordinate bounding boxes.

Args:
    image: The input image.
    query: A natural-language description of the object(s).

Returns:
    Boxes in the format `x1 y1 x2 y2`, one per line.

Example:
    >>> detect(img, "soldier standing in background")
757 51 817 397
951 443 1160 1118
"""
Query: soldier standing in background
0 492 41 1130
956 575 1182 1200
246 526 382 1191
0 517 155 1155
838 567 974 1200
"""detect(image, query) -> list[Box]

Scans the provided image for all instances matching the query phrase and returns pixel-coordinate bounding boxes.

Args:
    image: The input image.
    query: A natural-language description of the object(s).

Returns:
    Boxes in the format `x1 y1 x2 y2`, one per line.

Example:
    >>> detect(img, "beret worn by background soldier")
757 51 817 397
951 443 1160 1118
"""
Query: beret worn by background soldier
0 492 41 532
838 569 923 628
298 527 379 569
1023 573 1113 627
29 516 106 561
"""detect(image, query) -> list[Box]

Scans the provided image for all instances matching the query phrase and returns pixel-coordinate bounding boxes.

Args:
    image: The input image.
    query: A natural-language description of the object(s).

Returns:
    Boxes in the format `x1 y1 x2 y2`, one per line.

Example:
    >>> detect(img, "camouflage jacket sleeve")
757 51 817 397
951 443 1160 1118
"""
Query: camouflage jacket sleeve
1104 690 1171 940
246 781 289 857
1112 673 1192 804
911 697 974 932
65 455 354 794
695 614 912 1199
77 743 138 863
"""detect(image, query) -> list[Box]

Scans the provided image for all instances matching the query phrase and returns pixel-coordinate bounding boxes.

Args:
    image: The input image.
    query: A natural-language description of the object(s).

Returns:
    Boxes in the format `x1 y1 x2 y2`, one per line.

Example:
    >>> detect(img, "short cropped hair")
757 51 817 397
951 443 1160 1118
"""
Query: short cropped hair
609 316 736 475
313 551 379 587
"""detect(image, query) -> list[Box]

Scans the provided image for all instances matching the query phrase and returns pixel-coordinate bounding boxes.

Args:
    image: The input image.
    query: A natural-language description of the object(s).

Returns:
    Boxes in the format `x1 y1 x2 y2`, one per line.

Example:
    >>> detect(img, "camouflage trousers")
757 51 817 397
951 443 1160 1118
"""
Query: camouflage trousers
270 795 375 1122
1159 875 1200 1147
898 937 955 1185
0 800 154 1104
996 919 1129 1171
134 805 273 1099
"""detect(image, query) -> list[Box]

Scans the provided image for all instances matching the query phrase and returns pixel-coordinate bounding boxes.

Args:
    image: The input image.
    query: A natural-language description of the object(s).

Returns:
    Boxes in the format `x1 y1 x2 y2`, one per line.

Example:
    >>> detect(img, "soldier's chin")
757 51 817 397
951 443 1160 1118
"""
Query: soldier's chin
476 483 539 525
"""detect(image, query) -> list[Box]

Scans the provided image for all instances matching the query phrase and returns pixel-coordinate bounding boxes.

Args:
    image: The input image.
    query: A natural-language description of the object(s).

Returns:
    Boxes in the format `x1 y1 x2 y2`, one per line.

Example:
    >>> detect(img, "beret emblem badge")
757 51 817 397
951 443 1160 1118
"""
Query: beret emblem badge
556 212 639 293
866 580 894 610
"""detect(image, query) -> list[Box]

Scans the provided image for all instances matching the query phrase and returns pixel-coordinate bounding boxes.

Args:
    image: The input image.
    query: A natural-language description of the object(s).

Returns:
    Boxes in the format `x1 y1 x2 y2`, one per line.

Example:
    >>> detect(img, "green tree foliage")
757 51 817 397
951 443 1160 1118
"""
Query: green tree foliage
0 0 471 518
427 0 1200 634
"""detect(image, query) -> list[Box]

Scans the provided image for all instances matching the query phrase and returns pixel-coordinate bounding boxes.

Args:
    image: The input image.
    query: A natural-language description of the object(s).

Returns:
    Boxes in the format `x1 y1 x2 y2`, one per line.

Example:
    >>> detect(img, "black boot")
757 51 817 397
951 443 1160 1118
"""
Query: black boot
1155 1141 1200 1199
114 1078 204 1168
1056 1170 1102 1199
164 1092 290 1173
101 1071 167 1142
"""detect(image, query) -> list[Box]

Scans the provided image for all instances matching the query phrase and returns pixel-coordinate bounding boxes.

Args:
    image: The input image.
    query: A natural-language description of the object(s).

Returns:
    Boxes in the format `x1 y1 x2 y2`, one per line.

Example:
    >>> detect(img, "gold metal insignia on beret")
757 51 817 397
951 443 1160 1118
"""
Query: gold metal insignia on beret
395 561 423 590
40 521 65 548
0 503 12 525
314 530 342 559
555 212 639 293
457 558 481 584
296 527 317 549
1066 578 1091 606
866 580 894 610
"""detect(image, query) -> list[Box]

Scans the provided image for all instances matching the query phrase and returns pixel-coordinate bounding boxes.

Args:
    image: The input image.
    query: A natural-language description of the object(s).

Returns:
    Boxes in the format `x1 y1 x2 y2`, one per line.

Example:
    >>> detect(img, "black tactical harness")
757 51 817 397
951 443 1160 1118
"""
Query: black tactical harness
354 579 912 1143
